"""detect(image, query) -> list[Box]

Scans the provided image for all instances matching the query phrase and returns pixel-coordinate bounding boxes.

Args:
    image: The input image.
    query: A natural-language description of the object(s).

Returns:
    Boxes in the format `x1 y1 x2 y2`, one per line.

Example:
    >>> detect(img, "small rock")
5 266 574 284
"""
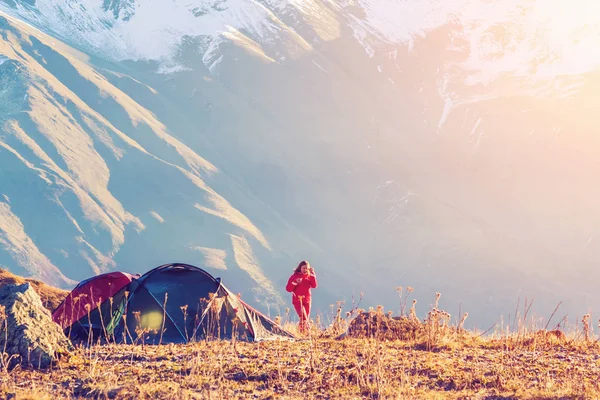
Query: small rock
0 283 73 369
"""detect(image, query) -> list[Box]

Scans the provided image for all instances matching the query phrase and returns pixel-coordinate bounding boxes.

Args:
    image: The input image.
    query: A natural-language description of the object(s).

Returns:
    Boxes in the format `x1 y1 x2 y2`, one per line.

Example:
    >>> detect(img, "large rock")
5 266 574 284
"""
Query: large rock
0 283 73 369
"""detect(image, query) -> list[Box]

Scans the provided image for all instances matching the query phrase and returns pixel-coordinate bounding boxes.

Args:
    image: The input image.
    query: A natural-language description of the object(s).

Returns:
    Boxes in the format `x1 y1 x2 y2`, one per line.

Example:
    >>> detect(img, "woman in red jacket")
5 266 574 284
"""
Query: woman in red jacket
286 260 318 334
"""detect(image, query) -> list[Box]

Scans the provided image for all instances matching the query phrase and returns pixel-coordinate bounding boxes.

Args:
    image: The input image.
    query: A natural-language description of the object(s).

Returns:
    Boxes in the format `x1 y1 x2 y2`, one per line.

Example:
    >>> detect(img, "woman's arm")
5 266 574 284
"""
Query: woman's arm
285 274 298 292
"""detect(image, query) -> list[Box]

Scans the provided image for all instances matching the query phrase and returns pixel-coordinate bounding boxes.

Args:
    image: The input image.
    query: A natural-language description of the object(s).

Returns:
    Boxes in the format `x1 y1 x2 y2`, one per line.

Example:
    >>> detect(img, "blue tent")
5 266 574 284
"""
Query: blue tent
106 263 295 344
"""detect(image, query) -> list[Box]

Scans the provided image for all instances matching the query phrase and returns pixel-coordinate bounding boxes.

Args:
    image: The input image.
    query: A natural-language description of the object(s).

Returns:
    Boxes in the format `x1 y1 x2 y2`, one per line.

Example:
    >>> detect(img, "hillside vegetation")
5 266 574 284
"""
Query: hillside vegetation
0 271 598 399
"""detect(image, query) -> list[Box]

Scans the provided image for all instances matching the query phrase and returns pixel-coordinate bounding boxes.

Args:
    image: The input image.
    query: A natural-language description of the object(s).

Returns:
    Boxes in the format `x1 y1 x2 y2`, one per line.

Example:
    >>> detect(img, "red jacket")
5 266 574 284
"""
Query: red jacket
286 271 318 301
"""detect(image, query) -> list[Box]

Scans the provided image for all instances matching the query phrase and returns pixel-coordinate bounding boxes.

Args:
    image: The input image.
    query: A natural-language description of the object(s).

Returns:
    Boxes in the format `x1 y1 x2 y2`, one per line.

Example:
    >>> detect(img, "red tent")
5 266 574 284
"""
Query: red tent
52 271 138 339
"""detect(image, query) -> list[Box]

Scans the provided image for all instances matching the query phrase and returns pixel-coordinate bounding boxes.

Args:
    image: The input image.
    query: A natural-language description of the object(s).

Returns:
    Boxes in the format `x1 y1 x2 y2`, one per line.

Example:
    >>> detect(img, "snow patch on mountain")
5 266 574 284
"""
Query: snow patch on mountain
221 27 276 63
349 0 464 45
366 0 600 83
192 246 228 270
336 0 600 134
285 0 341 41
0 0 320 71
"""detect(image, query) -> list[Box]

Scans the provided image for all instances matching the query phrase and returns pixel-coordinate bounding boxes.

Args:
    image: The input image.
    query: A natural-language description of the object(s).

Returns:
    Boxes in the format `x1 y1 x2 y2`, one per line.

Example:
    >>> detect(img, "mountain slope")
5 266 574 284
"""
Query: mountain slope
1 0 600 327
0 13 289 308
0 0 330 72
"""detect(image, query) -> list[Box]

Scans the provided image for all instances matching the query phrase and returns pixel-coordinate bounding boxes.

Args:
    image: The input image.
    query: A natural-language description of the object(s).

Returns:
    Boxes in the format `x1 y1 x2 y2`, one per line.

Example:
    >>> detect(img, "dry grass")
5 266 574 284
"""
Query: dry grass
0 273 598 399
0 306 599 399
0 331 599 399
0 268 67 312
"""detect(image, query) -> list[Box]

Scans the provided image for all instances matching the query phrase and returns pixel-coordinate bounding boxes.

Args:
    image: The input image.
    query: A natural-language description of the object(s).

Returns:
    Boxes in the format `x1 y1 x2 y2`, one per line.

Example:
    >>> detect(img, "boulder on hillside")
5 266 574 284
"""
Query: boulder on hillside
0 283 73 369
340 311 423 340
0 268 68 312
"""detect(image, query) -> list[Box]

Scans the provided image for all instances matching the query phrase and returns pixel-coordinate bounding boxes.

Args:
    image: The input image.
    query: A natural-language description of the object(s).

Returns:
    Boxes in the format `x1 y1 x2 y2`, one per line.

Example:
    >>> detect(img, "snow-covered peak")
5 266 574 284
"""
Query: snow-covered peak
346 0 600 84
102 0 136 21
0 0 323 70
3 0 600 84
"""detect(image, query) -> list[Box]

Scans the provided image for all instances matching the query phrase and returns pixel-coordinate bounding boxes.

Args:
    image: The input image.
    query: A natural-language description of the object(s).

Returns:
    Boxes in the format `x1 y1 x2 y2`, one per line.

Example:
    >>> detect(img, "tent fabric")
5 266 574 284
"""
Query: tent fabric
109 263 296 344
53 263 295 344
109 263 222 344
52 271 139 341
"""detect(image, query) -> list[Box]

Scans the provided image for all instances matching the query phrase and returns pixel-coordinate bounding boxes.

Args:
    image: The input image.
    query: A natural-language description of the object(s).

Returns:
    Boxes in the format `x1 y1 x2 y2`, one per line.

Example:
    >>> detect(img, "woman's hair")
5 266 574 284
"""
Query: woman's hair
294 260 310 273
